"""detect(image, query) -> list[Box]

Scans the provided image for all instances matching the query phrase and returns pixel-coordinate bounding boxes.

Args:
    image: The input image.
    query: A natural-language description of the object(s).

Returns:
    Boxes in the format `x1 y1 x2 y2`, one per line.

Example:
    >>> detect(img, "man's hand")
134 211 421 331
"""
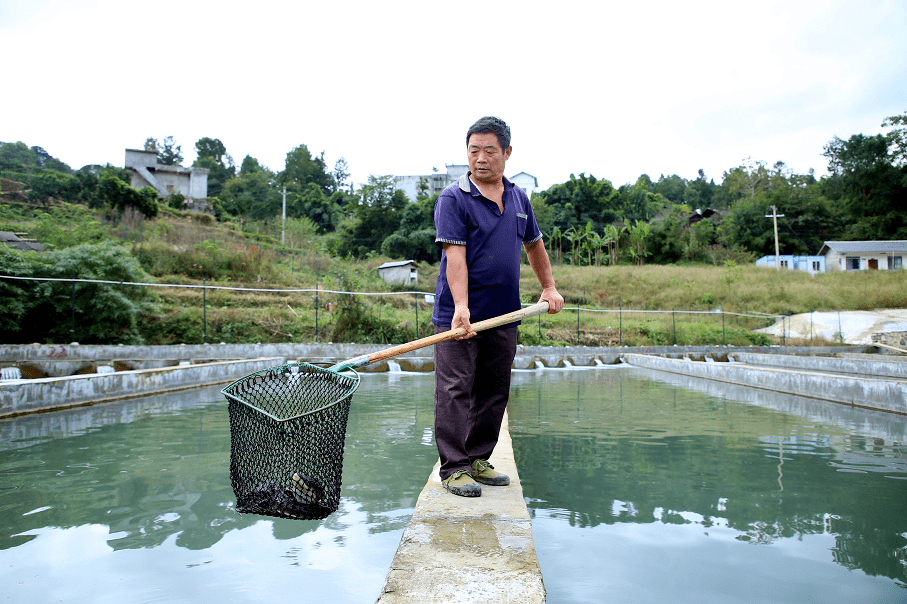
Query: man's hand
524 238 564 314
451 304 476 339
539 287 564 314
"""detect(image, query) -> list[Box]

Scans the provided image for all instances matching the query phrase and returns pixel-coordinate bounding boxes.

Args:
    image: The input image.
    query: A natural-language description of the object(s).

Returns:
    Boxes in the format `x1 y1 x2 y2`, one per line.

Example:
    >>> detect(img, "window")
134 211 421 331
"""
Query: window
846 257 860 270
780 260 789 269
812 261 821 272
889 256 903 270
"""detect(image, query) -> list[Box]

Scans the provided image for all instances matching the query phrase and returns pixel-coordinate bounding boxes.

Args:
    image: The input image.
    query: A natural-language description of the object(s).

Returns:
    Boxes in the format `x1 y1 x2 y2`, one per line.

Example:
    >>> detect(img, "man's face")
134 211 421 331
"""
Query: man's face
467 133 512 184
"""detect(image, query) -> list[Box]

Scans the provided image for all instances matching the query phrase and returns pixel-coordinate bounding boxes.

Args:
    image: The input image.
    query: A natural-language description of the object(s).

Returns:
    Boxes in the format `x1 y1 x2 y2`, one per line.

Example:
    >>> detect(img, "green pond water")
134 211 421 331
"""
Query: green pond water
508 366 907 603
1 366 905 603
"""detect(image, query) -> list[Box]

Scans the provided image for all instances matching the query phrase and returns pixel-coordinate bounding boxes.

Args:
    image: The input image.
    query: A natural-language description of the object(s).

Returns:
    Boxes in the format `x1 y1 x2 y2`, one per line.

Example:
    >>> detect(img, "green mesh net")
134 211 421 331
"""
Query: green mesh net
222 363 360 520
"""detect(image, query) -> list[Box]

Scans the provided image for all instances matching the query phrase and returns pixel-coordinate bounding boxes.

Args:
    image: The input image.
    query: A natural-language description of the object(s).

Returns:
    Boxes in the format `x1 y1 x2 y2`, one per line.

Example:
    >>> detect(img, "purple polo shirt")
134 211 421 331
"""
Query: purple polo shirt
431 173 542 328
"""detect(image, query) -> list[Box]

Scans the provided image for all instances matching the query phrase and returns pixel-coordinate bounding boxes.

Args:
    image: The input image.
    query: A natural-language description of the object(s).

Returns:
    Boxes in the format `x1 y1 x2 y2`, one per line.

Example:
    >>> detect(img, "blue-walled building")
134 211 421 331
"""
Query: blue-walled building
756 255 826 274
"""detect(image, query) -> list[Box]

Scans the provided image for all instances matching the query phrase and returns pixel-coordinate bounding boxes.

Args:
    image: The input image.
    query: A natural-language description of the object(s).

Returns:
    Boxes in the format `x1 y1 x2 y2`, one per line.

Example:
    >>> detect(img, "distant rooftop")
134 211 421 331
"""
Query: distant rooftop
819 241 907 254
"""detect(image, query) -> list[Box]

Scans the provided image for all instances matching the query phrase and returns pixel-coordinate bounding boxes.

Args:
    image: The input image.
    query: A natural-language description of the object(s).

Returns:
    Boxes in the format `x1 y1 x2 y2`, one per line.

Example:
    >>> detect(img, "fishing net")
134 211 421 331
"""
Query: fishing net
223 363 360 520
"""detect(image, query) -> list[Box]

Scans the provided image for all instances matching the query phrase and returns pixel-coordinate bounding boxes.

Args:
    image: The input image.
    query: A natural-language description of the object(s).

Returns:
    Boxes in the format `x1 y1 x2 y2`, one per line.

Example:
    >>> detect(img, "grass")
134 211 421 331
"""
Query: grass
531 263 907 315
4 200 906 347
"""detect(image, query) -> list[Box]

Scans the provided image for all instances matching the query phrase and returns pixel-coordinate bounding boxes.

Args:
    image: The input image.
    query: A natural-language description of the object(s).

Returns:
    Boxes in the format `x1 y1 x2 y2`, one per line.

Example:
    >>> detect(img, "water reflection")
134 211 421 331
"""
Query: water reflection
508 367 907 602
0 377 439 603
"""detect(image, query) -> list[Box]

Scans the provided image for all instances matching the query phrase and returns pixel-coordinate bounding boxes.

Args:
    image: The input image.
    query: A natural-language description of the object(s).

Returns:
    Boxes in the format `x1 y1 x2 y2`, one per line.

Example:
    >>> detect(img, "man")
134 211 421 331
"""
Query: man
431 116 564 497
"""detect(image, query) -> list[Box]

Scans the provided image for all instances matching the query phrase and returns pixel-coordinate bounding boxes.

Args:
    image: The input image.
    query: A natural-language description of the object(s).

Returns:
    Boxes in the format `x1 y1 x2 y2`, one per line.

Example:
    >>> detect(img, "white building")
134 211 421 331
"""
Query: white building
510 171 539 198
394 165 467 202
125 149 209 201
394 166 540 201
818 241 907 271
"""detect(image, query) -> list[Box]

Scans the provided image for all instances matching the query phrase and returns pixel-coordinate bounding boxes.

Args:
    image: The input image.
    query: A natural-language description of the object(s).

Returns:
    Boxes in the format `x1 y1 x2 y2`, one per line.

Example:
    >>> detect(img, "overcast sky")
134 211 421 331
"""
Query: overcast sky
2 0 905 192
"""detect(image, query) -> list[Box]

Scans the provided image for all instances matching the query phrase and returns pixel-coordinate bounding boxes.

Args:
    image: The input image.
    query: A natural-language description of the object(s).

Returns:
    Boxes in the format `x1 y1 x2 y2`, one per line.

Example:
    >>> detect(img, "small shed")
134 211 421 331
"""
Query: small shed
378 260 419 285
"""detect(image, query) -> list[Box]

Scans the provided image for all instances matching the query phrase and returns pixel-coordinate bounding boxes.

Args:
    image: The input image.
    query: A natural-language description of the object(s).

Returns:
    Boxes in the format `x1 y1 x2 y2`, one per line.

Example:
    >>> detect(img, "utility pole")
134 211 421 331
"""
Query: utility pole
281 187 287 246
765 205 785 269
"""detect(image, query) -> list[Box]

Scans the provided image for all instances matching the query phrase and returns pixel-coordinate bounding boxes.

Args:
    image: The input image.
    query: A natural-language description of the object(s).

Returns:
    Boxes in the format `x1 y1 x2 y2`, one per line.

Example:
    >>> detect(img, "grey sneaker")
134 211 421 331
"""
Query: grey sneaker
471 459 510 486
442 469 482 497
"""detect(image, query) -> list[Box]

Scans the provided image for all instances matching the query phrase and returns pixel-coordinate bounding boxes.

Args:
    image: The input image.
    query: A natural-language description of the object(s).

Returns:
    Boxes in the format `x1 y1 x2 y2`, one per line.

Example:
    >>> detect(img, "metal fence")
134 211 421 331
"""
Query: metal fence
1 274 796 346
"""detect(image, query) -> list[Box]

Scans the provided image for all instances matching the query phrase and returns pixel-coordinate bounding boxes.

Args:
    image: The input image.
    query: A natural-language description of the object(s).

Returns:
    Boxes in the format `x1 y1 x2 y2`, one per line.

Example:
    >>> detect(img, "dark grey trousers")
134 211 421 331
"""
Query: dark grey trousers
433 324 519 480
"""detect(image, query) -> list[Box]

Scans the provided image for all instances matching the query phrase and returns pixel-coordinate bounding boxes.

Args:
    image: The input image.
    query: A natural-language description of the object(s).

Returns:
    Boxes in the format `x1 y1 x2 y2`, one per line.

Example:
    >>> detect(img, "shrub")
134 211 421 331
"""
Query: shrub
0 242 158 344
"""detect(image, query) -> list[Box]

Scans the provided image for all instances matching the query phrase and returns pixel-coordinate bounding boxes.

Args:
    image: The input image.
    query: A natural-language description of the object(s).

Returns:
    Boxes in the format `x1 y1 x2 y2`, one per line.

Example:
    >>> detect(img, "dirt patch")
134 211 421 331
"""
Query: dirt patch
757 309 907 345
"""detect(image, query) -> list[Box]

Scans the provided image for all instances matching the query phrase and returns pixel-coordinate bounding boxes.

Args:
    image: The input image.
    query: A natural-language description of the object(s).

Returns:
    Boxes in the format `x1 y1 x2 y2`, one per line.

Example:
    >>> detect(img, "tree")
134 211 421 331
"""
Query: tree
654 174 687 204
626 220 651 266
159 136 182 165
288 183 341 233
603 224 625 266
99 174 160 218
221 168 277 219
0 242 157 344
549 225 563 263
684 169 717 209
144 137 160 154
0 245 33 337
717 197 774 255
331 157 351 193
685 219 716 261
0 141 39 174
822 133 907 239
537 173 620 233
648 207 687 264
31 146 53 168
580 223 605 266
26 170 80 205
195 137 228 163
882 110 907 166
623 176 661 222
280 144 332 194
563 227 583 264
240 154 265 176
416 177 429 200
337 175 407 258
193 137 235 198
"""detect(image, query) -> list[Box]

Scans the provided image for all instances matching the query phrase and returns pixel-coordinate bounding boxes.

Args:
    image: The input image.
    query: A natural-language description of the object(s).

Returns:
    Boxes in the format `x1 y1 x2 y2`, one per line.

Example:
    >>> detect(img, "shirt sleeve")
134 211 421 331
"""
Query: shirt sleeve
522 193 543 245
434 190 468 247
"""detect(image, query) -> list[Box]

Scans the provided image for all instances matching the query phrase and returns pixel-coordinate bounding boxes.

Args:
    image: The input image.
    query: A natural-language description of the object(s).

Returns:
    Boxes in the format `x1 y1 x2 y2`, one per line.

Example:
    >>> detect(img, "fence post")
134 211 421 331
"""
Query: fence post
619 298 622 346
672 307 676 346
414 293 419 340
722 310 726 346
202 278 207 344
315 275 319 343
70 271 76 342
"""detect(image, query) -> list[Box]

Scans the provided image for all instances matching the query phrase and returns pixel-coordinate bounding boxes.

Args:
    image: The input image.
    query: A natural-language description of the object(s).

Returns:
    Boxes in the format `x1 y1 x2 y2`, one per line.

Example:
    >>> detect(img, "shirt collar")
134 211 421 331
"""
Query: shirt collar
460 172 513 195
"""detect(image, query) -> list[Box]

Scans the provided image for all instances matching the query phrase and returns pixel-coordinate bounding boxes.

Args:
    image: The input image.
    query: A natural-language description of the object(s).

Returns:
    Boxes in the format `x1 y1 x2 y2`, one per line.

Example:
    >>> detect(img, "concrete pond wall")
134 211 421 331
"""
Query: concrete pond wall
1 341 894 418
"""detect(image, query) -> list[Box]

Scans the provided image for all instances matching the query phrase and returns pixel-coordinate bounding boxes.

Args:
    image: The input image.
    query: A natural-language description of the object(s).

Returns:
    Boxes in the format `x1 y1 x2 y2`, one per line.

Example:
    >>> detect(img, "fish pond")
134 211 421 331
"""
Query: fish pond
1 366 905 603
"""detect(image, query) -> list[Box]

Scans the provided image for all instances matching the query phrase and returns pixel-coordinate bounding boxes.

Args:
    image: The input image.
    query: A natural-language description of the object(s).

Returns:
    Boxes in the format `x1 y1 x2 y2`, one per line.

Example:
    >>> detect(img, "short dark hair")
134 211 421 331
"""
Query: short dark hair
466 116 511 150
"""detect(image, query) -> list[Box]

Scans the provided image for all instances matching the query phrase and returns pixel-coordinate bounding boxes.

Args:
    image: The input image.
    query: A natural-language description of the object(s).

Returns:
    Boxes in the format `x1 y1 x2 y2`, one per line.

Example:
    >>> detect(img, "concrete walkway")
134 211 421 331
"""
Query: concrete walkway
376 412 545 604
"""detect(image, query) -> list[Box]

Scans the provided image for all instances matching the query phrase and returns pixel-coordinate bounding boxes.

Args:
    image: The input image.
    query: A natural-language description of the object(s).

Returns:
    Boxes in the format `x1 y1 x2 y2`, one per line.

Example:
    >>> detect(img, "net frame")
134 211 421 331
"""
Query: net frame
222 362 360 520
